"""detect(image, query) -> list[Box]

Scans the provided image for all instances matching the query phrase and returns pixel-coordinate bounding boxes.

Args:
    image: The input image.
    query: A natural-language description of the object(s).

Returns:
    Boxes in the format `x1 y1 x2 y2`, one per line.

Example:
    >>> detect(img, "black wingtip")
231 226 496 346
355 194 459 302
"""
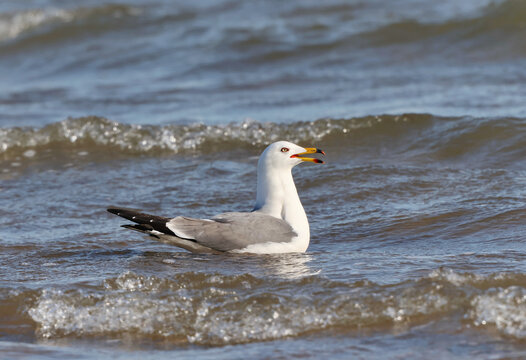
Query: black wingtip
107 207 121 215
107 206 176 236
107 206 142 216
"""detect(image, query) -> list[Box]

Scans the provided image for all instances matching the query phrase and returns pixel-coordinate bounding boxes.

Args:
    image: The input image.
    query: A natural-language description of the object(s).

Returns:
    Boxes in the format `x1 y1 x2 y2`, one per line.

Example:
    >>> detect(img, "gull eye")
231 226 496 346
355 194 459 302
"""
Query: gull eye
281 147 289 153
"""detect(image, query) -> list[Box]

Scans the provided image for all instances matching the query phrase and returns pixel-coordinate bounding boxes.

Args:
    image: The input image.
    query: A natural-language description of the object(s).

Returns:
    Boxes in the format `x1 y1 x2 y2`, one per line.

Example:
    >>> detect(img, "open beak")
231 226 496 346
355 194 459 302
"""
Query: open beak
290 147 325 164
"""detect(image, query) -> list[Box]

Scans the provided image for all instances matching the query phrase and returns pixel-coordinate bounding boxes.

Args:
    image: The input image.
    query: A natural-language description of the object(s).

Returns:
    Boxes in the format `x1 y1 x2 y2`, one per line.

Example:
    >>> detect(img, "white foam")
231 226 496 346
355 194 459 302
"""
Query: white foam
471 286 526 338
428 268 479 286
27 272 334 343
27 271 463 345
162 258 176 264
0 9 73 41
23 149 36 158
0 5 142 42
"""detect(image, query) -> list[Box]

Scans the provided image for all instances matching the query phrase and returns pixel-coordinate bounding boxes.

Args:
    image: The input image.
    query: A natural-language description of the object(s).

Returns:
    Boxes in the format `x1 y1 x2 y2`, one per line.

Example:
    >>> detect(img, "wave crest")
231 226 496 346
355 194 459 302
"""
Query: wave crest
1 114 526 167
16 269 526 345
0 4 140 44
0 115 413 158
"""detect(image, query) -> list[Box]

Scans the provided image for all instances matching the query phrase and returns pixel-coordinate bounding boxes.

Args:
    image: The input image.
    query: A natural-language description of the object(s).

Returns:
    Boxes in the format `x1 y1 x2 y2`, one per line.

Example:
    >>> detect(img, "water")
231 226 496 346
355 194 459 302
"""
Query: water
1 0 526 359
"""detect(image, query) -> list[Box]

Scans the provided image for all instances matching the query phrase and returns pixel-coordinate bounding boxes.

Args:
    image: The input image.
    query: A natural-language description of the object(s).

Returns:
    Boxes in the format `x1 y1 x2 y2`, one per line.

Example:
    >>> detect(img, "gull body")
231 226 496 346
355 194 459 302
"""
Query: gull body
245 142 312 253
107 141 324 254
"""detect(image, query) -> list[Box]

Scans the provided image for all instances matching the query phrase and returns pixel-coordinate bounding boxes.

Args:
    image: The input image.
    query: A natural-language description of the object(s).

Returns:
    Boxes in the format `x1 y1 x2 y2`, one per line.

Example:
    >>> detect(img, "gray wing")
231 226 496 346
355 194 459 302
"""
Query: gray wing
166 212 297 252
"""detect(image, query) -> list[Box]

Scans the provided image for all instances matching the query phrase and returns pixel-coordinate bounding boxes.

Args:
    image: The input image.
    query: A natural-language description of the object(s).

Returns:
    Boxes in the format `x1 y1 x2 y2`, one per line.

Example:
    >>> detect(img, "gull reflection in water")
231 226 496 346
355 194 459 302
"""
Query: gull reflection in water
154 250 322 280
256 253 321 279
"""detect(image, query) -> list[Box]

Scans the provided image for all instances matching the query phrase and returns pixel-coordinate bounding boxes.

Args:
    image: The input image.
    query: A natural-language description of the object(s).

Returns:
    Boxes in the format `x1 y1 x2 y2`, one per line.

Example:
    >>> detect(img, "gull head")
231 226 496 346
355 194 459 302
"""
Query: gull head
259 141 325 170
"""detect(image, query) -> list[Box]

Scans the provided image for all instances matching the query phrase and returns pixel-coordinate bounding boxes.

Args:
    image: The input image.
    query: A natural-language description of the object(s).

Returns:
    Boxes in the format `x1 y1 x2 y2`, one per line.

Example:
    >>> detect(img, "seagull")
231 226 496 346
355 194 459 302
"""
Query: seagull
107 141 325 254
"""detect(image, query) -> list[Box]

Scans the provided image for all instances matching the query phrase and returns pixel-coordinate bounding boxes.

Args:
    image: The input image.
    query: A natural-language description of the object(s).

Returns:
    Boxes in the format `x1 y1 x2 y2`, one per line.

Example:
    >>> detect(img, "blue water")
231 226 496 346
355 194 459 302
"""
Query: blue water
2 1 526 359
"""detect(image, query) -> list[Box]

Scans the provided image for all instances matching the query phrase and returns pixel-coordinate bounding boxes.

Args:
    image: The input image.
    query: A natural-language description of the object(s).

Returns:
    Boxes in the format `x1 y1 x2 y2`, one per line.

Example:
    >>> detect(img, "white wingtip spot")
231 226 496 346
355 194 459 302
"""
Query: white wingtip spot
150 219 153 223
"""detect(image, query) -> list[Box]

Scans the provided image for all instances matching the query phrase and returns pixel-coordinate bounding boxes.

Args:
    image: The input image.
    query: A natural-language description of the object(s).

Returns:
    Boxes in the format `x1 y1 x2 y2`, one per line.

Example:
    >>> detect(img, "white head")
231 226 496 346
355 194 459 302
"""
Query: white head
253 141 325 246
258 141 325 171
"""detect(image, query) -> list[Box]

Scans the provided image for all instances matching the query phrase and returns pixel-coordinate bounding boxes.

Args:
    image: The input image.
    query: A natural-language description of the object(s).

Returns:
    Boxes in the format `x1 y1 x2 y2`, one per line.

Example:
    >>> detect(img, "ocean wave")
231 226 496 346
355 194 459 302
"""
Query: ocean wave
4 0 526 58
218 0 526 60
1 115 525 168
360 0 526 55
8 269 524 345
0 4 140 44
0 115 343 158
471 286 526 338
0 115 417 160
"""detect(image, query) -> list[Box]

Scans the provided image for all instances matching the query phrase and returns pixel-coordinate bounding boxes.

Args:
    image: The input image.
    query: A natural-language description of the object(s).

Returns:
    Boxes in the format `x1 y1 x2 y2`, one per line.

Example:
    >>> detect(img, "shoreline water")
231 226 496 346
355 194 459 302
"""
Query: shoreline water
2 0 526 358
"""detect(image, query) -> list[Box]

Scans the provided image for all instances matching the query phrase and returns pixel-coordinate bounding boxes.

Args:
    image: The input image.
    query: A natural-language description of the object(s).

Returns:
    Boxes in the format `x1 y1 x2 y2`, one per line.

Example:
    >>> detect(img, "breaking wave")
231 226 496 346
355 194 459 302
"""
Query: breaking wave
4 269 523 345
0 4 140 45
1 114 525 167
0 115 413 158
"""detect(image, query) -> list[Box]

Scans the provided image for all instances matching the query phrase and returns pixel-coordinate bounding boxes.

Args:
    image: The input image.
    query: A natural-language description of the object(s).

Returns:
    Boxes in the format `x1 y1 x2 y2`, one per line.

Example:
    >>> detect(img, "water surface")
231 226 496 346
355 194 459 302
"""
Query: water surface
1 1 526 359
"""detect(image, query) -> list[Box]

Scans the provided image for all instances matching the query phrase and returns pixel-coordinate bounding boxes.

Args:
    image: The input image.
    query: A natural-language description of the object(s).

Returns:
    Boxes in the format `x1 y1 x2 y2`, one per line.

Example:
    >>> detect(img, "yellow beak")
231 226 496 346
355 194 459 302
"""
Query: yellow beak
290 147 325 164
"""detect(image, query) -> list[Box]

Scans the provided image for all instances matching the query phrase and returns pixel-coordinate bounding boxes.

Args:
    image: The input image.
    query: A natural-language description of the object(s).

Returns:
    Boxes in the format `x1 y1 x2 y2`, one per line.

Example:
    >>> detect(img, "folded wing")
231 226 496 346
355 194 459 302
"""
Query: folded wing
167 212 297 252
108 207 297 252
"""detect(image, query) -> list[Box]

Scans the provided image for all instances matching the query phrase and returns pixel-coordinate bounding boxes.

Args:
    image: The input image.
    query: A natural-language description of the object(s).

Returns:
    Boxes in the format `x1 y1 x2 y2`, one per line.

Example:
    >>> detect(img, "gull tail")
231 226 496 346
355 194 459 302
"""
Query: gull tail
107 207 176 236
107 206 221 254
